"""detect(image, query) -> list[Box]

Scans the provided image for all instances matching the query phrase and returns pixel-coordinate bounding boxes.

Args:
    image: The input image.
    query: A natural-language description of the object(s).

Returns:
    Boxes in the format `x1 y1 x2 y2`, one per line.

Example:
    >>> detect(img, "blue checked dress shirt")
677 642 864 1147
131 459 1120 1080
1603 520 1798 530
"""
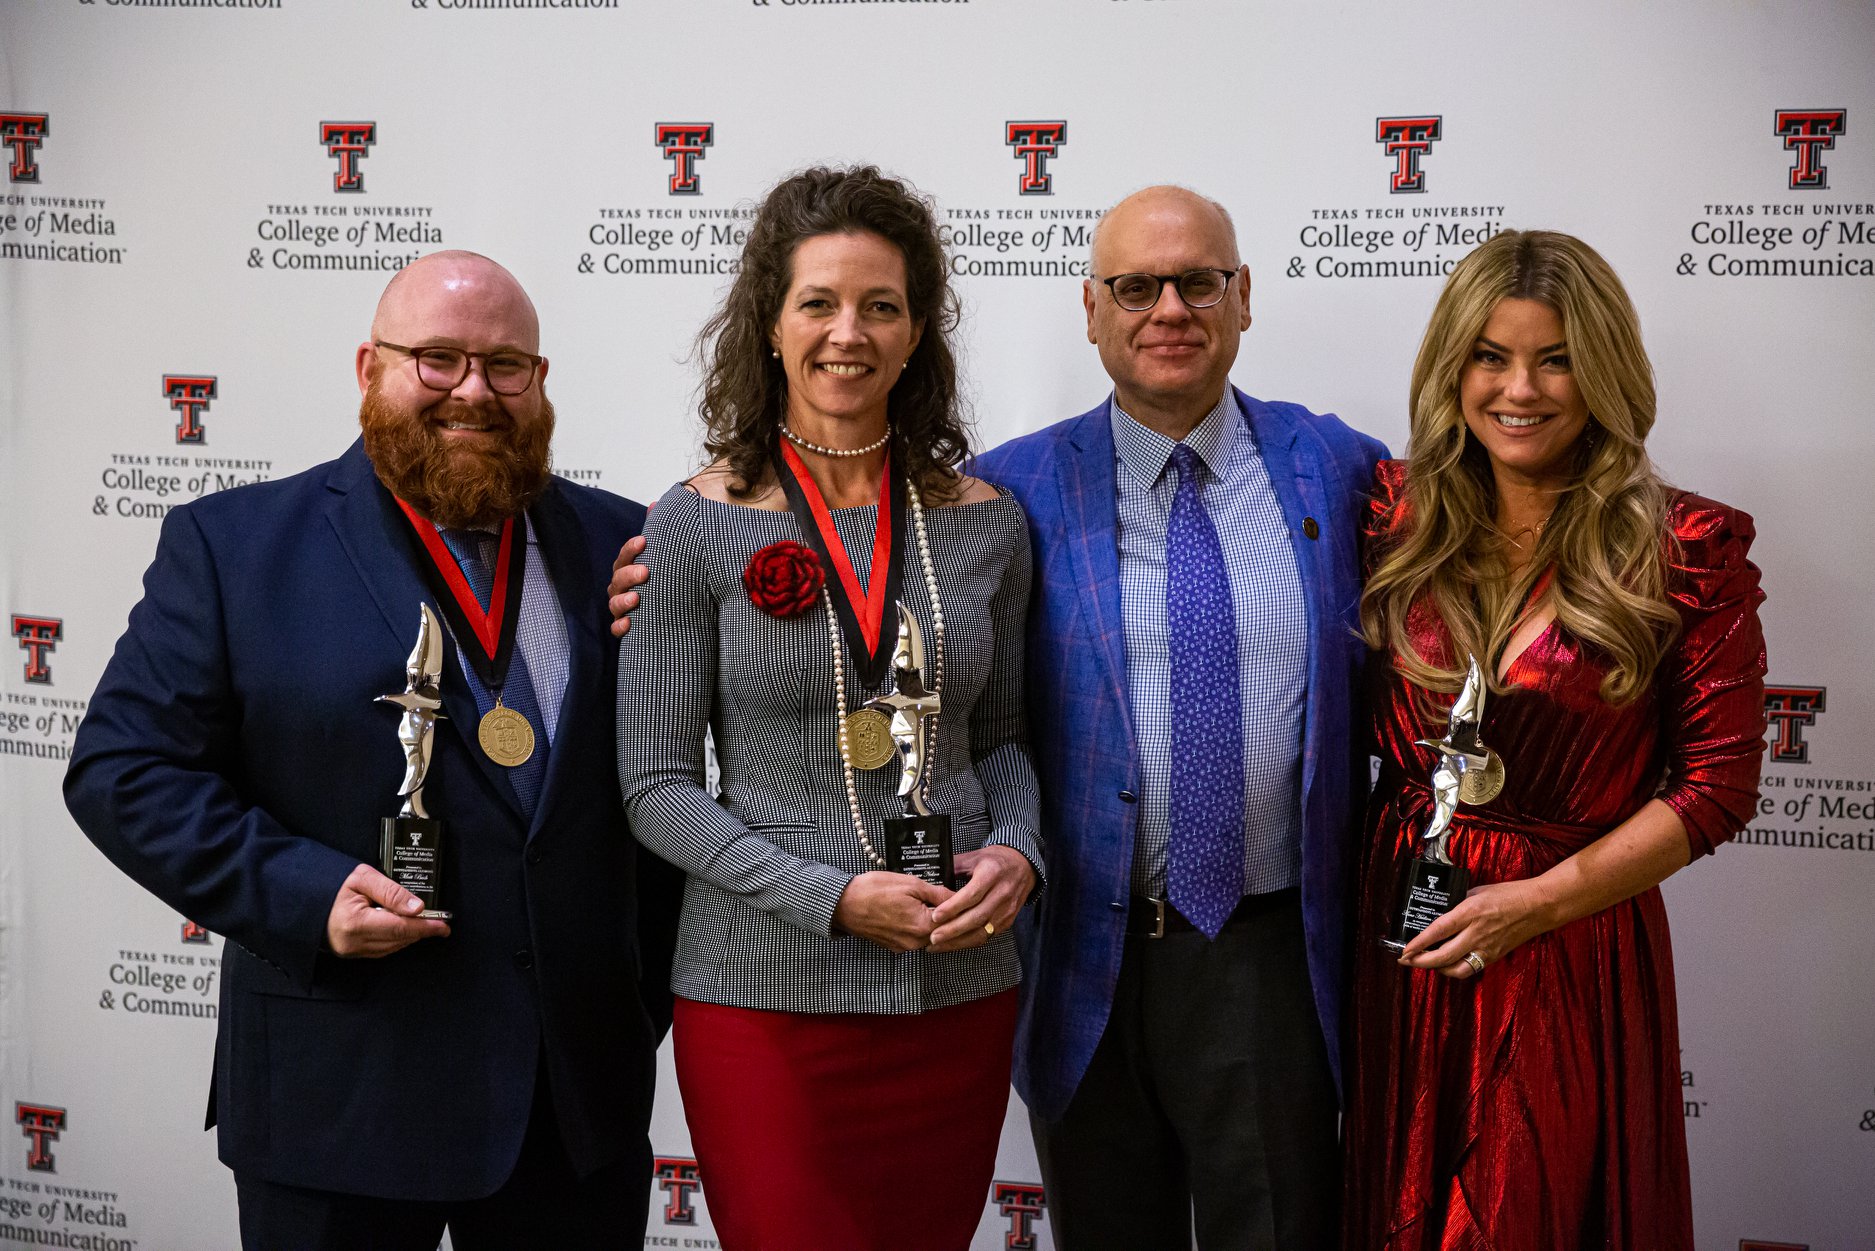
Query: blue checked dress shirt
438 516 568 811
1113 392 1309 900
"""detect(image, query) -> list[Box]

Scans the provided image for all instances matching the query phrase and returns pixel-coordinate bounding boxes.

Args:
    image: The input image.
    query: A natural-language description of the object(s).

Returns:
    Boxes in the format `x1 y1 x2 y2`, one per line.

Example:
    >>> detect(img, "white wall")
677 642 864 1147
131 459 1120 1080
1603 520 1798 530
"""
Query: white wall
2 3 1871 1247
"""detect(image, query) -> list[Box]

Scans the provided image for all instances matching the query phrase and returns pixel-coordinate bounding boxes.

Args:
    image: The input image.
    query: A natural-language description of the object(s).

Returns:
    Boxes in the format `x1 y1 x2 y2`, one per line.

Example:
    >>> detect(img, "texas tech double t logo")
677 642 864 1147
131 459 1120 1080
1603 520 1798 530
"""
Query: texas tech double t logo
652 1156 701 1224
1377 116 1442 194
1763 686 1826 764
993 1181 1046 1250
164 374 218 445
320 121 376 193
1006 121 1067 196
1774 110 1847 190
0 113 48 184
655 124 714 196
16 1103 66 1174
11 616 61 685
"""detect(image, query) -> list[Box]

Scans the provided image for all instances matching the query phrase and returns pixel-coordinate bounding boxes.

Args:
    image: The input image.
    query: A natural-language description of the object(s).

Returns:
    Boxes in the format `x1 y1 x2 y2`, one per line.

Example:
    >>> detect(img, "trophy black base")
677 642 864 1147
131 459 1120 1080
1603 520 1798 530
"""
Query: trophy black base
884 814 955 889
1381 857 1470 953
380 816 450 920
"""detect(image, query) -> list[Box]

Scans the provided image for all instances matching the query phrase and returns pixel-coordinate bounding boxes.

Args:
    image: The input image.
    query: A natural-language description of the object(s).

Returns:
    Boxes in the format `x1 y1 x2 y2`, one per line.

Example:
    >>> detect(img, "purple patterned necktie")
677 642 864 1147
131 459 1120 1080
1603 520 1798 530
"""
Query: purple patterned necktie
1165 445 1245 939
441 528 549 816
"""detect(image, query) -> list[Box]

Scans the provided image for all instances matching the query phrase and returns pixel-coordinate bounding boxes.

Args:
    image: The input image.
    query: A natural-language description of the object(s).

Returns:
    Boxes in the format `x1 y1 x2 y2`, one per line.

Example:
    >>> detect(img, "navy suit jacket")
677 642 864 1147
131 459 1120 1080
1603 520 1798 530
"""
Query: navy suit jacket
65 438 682 1201
973 388 1386 1122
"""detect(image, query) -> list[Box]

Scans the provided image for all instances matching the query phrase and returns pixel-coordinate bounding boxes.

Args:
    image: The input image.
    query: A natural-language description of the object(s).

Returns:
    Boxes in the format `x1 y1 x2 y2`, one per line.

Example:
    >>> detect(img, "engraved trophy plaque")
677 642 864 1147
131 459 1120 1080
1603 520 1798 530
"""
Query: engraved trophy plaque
1383 655 1503 953
866 603 956 889
377 604 451 919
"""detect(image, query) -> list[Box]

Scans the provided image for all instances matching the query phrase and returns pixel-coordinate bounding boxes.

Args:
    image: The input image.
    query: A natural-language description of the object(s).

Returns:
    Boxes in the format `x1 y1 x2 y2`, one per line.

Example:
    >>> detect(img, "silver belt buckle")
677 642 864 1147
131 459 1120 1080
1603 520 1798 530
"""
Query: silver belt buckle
1146 896 1167 939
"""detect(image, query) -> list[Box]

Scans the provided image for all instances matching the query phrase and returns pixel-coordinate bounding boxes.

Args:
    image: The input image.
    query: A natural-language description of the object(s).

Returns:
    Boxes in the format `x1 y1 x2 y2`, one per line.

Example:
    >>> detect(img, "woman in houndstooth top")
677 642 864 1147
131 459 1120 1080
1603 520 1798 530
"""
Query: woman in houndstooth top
617 166 1043 1251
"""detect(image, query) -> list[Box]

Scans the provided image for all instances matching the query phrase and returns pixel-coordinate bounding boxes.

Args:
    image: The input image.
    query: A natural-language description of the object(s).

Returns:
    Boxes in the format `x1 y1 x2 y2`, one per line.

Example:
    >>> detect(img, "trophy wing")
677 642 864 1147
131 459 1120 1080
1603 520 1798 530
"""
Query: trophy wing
1451 654 1487 732
892 601 925 677
413 603 447 690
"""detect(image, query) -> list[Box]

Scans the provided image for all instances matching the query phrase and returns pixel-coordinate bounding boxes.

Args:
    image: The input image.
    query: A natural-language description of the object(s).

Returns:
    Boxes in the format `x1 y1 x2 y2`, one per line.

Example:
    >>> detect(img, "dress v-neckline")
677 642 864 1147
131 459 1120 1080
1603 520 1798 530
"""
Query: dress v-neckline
1496 613 1558 684
1493 567 1558 684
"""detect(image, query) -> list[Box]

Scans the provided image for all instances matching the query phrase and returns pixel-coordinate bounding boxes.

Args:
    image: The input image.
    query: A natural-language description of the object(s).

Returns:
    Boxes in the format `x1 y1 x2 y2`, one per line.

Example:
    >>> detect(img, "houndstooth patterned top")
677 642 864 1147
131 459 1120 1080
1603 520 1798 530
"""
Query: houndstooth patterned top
617 481 1043 1015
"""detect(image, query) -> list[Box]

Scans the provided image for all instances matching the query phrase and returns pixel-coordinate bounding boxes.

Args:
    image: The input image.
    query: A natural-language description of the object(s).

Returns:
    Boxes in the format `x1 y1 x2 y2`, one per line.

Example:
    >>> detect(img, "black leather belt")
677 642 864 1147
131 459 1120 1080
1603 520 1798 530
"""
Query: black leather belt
1126 888 1299 938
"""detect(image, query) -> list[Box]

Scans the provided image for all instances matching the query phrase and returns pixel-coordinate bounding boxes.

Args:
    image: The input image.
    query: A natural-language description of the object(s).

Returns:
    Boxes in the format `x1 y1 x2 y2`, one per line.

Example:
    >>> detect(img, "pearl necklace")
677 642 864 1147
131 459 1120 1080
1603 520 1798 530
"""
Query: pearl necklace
782 423 891 459
825 479 944 868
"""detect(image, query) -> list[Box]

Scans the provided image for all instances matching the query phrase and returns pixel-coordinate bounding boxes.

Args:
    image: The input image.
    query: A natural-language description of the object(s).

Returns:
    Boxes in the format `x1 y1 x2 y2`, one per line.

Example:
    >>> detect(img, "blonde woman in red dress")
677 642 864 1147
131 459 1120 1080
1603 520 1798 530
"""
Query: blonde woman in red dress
1344 230 1767 1250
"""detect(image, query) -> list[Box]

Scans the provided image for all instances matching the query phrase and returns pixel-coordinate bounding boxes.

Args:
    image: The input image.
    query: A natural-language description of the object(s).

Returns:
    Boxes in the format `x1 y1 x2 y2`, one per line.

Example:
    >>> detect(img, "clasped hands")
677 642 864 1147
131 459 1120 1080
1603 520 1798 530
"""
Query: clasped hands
833 846 1034 954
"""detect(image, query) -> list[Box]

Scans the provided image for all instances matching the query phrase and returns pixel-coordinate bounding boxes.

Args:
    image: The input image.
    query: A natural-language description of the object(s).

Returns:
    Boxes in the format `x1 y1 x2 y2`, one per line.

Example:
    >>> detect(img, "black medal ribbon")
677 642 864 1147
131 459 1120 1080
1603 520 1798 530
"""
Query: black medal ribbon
772 447 906 691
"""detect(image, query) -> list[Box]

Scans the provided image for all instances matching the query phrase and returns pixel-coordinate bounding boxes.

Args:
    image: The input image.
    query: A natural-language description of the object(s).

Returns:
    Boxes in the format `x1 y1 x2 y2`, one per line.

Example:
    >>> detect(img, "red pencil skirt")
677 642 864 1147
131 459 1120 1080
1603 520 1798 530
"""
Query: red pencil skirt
672 989 1019 1251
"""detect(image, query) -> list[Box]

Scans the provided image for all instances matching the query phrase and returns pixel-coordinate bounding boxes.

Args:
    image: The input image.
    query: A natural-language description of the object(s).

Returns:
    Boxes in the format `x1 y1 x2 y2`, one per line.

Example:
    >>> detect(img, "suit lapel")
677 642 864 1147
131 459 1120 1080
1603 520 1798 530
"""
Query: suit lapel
325 440 429 653
1055 404 1137 750
324 439 527 824
1237 388 1329 807
522 483 597 842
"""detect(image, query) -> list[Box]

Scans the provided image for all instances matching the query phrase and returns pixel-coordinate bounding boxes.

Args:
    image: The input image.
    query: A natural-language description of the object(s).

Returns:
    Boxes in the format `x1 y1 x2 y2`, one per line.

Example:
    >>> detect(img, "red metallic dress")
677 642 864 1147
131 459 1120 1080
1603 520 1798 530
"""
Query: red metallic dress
1344 461 1767 1251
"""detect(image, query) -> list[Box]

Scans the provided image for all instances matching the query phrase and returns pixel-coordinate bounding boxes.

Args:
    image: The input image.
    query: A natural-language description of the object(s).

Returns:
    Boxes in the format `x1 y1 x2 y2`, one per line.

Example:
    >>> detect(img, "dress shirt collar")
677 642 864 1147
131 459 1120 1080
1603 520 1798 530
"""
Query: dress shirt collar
447 512 530 544
1110 389 1242 488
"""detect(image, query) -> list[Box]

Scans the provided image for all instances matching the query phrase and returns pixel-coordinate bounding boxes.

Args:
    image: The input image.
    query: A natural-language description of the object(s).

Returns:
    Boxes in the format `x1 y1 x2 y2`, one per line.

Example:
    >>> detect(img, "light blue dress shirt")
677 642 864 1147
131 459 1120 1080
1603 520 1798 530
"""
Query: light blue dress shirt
1112 391 1309 898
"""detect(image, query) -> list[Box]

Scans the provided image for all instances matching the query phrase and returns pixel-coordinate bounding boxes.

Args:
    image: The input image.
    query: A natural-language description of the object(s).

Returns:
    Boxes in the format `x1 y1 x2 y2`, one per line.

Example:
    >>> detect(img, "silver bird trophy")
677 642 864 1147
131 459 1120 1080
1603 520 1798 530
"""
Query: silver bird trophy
1382 654 1504 952
376 603 452 919
864 602 955 888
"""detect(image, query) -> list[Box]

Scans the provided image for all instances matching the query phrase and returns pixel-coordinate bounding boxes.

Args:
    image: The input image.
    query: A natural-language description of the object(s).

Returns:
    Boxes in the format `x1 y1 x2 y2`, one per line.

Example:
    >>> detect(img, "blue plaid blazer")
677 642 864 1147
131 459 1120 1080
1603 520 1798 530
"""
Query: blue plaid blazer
973 387 1387 1120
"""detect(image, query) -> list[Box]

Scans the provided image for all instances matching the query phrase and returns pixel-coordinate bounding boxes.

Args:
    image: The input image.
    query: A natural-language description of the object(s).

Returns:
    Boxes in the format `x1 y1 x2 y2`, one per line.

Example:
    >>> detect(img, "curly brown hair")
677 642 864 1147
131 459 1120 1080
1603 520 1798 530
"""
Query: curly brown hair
696 165 971 501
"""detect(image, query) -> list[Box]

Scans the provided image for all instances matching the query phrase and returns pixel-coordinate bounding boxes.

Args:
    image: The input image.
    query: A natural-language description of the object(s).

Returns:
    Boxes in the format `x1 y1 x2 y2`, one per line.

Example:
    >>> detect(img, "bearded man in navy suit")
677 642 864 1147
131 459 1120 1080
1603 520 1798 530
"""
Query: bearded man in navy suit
66 251 680 1251
972 187 1387 1250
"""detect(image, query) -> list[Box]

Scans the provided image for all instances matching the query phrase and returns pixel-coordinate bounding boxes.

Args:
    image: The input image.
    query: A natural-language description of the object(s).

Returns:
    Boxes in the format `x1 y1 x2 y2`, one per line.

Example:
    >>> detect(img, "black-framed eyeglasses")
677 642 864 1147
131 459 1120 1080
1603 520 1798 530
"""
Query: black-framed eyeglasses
374 341 544 396
1099 268 1236 313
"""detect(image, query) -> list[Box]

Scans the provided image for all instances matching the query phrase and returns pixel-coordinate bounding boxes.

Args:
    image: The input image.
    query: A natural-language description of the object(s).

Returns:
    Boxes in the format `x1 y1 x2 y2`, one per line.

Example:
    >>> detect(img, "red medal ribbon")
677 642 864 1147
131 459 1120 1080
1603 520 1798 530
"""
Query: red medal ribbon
394 498 515 664
778 440 892 655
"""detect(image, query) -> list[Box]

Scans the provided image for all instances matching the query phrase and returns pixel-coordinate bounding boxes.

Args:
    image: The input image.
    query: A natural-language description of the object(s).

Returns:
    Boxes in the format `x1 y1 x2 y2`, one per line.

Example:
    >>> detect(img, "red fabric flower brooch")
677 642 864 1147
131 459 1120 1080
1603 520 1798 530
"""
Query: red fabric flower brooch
743 541 824 619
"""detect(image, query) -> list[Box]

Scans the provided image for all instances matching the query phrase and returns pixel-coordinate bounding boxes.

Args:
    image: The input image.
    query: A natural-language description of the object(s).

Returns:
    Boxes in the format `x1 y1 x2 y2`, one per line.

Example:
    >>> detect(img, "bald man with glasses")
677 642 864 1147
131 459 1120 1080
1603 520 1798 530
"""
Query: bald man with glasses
974 187 1387 1250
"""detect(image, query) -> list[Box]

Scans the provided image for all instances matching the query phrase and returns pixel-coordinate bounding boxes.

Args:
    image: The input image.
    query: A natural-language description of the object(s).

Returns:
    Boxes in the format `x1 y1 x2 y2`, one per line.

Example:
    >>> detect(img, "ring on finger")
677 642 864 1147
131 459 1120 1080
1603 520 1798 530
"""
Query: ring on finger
1463 950 1486 976
983 920 996 937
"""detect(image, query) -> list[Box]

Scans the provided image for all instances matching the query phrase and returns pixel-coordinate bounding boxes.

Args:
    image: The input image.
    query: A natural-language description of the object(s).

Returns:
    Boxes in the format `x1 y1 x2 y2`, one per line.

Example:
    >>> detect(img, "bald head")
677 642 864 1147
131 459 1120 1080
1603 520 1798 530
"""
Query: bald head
356 250 554 529
368 250 540 354
1090 186 1241 275
1082 185 1252 440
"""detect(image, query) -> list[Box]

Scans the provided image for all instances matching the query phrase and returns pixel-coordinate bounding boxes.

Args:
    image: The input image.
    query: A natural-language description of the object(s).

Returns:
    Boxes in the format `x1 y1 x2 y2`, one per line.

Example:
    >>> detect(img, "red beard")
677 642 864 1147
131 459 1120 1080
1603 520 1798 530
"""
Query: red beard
359 382 555 529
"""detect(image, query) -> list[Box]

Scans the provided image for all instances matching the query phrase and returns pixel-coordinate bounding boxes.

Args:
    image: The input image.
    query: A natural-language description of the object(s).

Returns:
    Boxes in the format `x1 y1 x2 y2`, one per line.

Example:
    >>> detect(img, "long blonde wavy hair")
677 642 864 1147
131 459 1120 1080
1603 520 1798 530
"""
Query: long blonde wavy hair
1360 230 1680 706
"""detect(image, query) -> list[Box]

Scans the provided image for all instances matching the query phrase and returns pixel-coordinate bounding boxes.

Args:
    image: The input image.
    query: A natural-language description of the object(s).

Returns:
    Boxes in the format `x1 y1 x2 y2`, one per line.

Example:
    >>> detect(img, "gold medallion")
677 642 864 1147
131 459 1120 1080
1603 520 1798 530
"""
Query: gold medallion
843 709 896 771
1459 748 1506 805
478 703 536 768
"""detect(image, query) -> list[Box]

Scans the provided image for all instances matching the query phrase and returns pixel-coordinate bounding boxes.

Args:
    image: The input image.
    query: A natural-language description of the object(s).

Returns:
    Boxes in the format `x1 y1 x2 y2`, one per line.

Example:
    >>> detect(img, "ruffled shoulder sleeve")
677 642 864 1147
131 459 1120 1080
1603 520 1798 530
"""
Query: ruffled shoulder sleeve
1368 459 1409 528
1656 492 1769 858
1363 459 1411 573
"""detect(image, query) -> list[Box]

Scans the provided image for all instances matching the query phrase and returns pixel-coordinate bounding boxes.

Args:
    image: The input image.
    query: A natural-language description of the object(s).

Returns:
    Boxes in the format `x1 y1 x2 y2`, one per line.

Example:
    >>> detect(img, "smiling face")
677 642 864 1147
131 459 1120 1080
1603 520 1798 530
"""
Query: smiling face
356 252 554 528
1458 297 1592 492
1084 187 1251 436
769 231 923 446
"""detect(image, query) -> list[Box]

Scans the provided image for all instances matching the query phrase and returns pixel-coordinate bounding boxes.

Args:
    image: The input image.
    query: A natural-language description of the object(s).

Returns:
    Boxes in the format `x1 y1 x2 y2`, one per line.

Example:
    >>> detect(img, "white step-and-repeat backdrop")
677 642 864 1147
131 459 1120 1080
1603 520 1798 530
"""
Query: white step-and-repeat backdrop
3 2 1871 1248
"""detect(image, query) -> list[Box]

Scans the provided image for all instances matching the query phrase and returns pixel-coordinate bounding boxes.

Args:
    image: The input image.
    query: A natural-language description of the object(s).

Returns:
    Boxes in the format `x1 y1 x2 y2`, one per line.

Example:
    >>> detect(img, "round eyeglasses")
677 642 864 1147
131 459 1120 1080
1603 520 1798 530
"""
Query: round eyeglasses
1099 268 1236 313
374 341 543 396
